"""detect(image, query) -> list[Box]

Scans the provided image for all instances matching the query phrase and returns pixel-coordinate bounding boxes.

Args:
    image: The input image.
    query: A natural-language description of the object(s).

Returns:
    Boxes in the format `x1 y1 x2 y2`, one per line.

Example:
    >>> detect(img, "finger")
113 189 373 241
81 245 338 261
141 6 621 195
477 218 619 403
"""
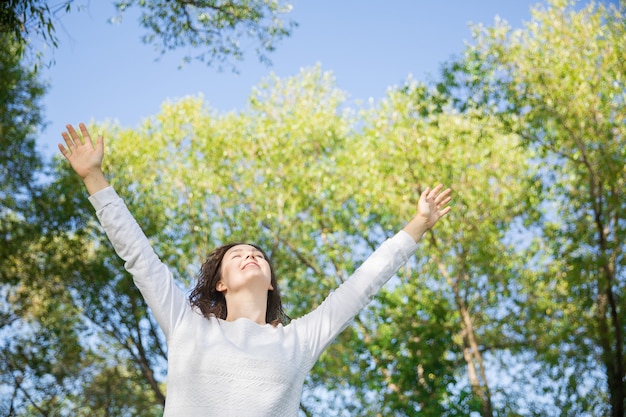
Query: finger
428 184 444 199
58 143 70 158
438 196 452 208
79 123 91 143
435 187 452 203
66 124 84 145
95 134 104 152
439 206 452 217
61 131 75 149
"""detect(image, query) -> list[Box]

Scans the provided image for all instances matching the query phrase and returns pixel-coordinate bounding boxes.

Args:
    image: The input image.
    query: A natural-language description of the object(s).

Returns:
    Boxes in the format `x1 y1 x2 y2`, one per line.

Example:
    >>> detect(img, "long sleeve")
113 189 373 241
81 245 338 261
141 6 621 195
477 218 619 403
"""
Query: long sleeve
293 231 418 360
88 186 189 339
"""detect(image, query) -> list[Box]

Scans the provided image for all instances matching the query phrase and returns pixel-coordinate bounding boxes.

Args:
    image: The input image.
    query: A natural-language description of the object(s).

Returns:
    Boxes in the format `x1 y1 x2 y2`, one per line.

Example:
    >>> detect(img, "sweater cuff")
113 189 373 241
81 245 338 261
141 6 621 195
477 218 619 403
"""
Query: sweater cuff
395 230 420 258
88 186 120 211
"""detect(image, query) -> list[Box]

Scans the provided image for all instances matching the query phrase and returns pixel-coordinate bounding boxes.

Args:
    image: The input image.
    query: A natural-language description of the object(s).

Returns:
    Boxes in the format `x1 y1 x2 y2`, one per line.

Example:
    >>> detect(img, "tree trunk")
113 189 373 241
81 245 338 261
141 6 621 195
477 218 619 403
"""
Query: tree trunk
455 284 494 417
597 267 624 417
435 254 494 417
592 180 624 417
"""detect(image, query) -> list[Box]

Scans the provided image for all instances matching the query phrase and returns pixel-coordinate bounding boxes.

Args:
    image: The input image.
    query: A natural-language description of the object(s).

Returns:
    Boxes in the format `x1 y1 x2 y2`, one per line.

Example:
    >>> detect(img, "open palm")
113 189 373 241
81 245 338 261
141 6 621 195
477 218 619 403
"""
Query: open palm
58 123 104 179
416 184 452 229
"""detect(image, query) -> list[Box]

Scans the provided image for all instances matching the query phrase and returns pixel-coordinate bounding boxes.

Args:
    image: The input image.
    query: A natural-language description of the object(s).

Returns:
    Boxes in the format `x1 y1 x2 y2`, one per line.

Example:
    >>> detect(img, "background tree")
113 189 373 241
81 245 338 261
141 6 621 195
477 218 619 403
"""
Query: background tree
0 31 164 413
0 0 73 60
4 0 625 414
1 0 296 414
342 78 536 416
41 65 534 416
1 0 295 70
463 0 626 415
114 0 296 70
0 32 51 415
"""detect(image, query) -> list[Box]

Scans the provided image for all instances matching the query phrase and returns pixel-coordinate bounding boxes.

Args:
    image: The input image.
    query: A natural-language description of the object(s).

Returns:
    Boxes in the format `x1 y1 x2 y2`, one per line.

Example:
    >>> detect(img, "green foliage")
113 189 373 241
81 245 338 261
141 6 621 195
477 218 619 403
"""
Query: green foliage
351 77 535 416
0 32 53 415
113 0 297 70
64 64 534 415
0 0 73 60
0 33 44 208
2 0 294 70
466 0 626 415
3 1 625 414
0 31 167 411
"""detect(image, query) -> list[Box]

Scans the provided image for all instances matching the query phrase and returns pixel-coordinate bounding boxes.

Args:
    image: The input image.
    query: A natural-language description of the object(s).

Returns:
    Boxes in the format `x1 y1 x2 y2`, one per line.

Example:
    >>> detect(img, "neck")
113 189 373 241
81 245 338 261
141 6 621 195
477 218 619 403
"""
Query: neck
224 291 268 325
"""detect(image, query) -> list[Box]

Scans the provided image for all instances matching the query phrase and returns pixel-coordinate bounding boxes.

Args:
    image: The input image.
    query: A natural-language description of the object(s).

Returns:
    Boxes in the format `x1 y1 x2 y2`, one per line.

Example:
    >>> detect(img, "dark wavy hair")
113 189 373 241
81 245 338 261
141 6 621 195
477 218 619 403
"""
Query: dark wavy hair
189 243 288 326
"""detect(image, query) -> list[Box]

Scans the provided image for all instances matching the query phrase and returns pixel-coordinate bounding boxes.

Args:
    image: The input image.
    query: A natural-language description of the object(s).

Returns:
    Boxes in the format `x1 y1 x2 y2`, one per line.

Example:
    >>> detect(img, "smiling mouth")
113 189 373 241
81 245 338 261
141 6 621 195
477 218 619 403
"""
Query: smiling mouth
242 262 259 269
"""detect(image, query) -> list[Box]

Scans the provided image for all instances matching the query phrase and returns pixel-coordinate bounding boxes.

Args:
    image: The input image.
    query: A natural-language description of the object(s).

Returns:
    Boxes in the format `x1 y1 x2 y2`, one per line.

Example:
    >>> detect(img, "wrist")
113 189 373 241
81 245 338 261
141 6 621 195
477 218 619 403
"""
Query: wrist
81 167 104 180
82 169 109 195
402 219 429 243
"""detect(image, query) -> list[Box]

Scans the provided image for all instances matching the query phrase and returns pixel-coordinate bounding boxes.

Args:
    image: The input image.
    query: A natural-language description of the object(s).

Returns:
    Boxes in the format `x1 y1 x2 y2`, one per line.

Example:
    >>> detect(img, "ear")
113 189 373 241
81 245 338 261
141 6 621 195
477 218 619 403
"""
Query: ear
216 281 227 293
268 283 274 291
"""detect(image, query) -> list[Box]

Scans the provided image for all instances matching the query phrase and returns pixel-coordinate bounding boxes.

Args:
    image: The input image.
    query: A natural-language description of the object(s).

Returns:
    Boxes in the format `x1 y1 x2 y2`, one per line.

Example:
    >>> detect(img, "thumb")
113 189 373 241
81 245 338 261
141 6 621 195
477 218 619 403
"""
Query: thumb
419 187 430 203
95 135 105 153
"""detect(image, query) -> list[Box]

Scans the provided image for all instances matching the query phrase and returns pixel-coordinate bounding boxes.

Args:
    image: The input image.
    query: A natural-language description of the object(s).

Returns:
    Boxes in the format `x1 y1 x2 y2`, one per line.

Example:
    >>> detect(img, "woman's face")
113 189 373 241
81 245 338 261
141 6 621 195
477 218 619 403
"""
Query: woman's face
217 244 273 294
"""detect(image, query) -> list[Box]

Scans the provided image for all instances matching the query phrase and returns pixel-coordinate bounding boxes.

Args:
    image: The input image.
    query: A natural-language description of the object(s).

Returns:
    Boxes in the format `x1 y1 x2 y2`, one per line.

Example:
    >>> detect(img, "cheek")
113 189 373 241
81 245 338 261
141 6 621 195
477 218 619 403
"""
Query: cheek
220 264 235 282
265 267 275 288
217 263 234 286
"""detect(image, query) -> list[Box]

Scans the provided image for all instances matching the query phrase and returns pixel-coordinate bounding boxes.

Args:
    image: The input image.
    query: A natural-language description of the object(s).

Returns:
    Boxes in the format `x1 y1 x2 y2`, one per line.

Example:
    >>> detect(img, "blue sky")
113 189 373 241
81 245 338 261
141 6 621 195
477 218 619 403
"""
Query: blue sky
39 0 547 158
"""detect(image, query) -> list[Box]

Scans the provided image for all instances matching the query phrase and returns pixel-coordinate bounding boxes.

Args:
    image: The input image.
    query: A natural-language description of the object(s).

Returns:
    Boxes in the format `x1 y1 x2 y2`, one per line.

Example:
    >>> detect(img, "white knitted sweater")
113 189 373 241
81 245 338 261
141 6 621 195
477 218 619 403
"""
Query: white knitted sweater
89 187 418 416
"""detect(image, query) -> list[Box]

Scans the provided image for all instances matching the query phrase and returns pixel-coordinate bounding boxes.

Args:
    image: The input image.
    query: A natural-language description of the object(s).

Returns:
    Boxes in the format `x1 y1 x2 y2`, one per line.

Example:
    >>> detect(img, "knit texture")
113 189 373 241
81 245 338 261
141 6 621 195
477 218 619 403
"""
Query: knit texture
89 186 418 416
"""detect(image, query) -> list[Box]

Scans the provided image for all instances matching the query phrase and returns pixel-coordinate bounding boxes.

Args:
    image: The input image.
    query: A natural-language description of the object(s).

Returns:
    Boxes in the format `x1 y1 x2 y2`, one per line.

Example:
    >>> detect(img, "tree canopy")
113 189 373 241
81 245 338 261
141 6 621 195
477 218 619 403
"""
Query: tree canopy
1 0 625 415
1 0 295 70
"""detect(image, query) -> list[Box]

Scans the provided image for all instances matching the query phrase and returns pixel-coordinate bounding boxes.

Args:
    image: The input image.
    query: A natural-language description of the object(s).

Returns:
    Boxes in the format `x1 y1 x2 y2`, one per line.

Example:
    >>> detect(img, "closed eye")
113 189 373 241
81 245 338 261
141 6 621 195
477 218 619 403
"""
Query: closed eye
229 248 265 260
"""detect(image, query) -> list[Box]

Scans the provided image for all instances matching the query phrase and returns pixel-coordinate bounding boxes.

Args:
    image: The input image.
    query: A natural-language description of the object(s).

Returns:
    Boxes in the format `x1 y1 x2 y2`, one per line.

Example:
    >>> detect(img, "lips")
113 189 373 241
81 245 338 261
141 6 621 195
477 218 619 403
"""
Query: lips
242 261 259 270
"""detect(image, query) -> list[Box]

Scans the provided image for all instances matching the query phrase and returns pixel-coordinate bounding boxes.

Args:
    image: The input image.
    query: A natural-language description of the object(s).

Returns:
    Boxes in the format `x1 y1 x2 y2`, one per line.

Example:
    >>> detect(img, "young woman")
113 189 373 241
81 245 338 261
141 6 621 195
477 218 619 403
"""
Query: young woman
59 123 452 416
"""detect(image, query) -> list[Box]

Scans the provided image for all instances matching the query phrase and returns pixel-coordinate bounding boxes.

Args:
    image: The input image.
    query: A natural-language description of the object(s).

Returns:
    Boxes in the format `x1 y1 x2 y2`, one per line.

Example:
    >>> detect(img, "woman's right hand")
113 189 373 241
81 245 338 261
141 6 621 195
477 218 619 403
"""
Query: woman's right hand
59 123 109 195
59 123 104 179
